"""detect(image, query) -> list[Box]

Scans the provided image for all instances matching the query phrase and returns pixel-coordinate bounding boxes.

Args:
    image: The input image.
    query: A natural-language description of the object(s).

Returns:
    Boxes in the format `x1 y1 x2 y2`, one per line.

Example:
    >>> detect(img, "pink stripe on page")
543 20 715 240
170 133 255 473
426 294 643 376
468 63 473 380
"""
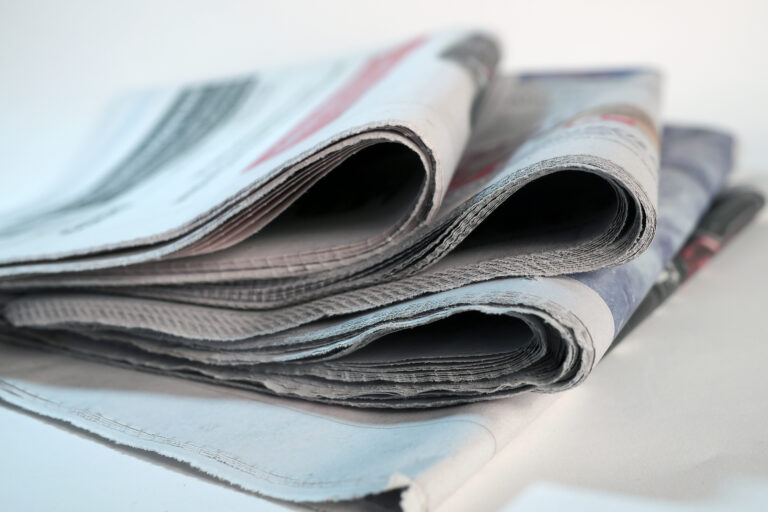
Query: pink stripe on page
447 161 502 192
244 36 427 172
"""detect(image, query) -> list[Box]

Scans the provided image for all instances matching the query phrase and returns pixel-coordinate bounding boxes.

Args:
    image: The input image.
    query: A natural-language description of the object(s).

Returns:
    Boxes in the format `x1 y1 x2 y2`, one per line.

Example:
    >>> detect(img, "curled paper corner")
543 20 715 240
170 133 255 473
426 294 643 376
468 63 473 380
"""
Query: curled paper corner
388 472 427 512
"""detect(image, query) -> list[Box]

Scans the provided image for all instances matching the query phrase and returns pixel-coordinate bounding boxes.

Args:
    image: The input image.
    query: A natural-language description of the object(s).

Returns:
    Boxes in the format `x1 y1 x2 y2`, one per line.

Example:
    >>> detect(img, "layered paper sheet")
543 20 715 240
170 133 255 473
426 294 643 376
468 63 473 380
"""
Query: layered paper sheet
0 127 744 511
3 127 731 408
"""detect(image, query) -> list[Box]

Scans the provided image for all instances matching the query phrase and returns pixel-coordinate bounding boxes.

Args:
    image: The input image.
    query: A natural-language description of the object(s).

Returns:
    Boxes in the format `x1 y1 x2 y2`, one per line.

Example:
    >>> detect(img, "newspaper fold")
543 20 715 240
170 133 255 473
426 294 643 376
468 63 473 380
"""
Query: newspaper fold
0 35 660 309
3 126 731 407
0 126 754 512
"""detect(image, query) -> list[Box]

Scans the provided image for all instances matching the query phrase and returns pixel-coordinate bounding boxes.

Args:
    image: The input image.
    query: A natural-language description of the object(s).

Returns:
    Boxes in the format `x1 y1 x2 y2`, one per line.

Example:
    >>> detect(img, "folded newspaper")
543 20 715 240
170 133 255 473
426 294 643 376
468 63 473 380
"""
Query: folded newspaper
1 28 751 411
0 141 762 511
1 123 732 408
2 25 765 511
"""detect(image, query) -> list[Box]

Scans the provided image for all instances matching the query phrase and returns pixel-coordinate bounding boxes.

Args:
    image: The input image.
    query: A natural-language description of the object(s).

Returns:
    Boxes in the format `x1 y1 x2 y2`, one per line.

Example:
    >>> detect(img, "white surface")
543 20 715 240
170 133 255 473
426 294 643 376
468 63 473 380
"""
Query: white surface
1 1 767 510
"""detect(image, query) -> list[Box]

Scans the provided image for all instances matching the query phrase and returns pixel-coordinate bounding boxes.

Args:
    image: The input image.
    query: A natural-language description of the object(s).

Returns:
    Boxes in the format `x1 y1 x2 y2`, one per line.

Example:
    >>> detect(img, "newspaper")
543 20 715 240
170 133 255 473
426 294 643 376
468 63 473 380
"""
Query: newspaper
2 126 733 408
0 25 762 512
0 133 760 512
0 32 660 309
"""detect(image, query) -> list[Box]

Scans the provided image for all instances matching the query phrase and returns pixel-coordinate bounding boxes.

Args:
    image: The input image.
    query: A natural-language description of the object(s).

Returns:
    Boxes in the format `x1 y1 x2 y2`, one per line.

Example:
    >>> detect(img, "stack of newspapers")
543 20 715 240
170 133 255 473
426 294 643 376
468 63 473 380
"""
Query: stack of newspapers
0 30 764 509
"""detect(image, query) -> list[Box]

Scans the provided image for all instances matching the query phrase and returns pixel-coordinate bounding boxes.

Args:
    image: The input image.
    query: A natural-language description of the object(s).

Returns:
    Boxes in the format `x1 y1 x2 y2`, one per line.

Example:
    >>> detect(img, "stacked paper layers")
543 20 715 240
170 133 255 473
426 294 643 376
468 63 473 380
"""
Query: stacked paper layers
0 29 764 510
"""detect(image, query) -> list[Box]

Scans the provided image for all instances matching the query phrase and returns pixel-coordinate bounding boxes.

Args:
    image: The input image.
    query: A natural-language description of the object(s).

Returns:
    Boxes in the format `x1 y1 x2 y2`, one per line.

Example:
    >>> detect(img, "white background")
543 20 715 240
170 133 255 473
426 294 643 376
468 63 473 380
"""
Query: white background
1 1 767 510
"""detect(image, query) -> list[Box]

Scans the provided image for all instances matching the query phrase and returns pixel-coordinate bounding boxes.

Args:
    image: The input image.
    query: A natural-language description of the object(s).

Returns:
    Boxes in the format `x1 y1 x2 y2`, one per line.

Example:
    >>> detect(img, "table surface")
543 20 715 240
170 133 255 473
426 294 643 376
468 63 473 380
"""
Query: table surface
1 2 767 510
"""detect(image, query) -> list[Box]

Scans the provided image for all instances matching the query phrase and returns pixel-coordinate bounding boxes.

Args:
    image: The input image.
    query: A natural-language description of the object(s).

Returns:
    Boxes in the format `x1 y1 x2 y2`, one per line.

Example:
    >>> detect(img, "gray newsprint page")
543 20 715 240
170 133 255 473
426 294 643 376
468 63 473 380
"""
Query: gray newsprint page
2 126 730 408
0 126 732 510
0 52 670 408
0 30 659 308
